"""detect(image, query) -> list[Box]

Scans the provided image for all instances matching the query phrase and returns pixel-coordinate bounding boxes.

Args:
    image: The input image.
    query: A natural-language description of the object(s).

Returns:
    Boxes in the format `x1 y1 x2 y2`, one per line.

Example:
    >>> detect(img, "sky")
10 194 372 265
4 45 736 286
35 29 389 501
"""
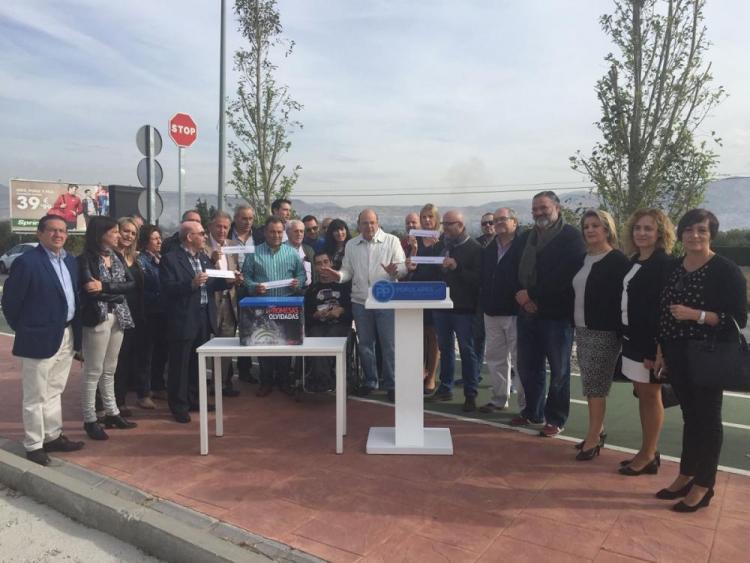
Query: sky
1 0 749 209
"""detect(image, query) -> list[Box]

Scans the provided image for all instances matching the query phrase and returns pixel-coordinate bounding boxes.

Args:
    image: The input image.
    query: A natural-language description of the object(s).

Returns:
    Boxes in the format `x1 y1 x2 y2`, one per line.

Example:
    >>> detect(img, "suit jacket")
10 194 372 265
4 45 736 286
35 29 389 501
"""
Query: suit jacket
159 245 225 341
2 244 82 358
208 236 241 326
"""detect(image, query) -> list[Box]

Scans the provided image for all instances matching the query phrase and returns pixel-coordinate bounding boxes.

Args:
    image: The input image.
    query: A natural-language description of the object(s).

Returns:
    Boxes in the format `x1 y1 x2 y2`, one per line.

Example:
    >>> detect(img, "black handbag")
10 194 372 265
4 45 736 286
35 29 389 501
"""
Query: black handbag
686 316 750 392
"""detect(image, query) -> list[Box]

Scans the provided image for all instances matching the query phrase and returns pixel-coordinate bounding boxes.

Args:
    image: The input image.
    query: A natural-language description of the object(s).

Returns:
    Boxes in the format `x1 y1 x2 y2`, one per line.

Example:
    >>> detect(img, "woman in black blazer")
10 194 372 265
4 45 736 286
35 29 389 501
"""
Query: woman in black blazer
79 216 137 440
618 209 676 476
654 209 747 512
571 209 630 460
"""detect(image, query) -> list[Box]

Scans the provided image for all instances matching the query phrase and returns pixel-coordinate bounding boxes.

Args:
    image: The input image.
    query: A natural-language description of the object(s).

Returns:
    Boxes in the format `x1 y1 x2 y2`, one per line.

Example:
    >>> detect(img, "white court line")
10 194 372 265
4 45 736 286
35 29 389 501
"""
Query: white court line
570 398 750 430
571 371 750 400
349 396 750 478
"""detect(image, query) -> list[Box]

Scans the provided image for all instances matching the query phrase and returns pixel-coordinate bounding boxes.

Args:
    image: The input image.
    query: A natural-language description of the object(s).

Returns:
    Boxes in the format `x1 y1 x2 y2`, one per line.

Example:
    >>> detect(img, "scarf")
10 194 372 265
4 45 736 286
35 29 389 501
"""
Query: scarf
443 230 470 254
518 216 565 289
97 251 135 330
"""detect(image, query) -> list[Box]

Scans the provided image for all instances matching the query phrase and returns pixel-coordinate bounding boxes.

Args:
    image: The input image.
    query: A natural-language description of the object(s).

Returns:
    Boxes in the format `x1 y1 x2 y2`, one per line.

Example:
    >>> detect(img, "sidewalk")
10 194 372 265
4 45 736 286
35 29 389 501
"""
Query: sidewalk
0 334 748 562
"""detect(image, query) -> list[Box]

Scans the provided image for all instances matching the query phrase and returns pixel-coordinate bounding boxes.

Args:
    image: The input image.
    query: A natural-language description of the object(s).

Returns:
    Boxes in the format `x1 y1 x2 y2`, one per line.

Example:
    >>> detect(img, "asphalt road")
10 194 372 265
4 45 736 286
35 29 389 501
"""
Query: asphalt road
0 484 163 562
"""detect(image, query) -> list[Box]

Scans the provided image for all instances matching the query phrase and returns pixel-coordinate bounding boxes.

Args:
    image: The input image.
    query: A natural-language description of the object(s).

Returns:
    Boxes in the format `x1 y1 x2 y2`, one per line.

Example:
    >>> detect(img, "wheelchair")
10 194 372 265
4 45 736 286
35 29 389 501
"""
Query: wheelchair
290 327 363 401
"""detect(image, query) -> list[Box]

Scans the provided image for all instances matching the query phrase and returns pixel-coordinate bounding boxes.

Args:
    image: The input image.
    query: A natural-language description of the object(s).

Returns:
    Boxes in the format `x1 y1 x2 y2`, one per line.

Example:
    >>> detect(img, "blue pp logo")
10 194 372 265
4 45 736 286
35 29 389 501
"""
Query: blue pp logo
372 280 395 302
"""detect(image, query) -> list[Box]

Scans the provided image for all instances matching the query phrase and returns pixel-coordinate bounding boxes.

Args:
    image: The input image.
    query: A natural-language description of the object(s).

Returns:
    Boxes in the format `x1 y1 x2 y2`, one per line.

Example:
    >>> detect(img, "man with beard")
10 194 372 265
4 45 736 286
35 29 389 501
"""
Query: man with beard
511 191 585 437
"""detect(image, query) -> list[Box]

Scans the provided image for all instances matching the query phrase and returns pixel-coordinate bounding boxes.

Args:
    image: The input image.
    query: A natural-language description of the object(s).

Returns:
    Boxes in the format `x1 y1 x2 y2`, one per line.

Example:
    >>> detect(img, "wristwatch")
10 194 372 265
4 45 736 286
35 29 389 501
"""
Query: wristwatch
697 310 706 325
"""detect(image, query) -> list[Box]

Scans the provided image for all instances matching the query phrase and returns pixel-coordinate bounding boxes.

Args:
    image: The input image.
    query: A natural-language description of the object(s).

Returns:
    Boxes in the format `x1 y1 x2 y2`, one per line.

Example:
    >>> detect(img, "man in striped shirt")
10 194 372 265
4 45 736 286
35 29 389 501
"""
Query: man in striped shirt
241 217 306 397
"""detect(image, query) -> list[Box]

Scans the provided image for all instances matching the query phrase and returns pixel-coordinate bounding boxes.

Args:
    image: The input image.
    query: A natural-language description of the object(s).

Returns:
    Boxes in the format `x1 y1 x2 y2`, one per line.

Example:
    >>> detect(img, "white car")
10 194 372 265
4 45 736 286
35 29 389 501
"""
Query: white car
0 242 39 274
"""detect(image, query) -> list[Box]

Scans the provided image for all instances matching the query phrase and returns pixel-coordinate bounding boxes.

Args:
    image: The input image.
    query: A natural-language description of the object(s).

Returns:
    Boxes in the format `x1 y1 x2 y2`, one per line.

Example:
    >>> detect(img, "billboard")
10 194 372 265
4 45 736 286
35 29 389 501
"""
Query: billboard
8 179 109 233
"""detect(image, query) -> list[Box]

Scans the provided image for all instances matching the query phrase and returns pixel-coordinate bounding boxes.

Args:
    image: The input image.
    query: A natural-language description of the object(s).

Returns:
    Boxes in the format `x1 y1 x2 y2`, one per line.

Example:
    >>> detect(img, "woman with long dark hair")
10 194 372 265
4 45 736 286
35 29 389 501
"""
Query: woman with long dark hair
78 216 137 440
323 219 351 270
136 225 168 405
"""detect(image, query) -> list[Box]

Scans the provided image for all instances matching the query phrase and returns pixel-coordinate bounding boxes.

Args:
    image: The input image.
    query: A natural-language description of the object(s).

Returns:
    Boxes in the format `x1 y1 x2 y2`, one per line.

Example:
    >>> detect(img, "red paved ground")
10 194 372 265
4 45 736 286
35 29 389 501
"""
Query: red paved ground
0 334 748 562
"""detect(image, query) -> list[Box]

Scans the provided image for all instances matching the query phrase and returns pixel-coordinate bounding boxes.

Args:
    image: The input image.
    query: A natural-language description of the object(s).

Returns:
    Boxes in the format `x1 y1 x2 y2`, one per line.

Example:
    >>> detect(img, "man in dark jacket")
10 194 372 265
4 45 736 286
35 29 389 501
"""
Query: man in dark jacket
160 220 230 423
512 191 585 437
1 215 84 465
424 210 482 411
478 208 526 413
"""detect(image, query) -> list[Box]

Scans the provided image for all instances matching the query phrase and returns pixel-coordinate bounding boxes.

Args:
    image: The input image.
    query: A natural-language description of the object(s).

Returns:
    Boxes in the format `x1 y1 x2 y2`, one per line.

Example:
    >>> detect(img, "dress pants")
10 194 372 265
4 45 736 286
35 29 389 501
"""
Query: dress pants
351 303 395 391
484 314 525 409
433 311 479 397
114 327 137 406
21 326 75 451
215 292 237 387
168 306 210 416
663 341 724 488
82 314 124 423
140 312 168 395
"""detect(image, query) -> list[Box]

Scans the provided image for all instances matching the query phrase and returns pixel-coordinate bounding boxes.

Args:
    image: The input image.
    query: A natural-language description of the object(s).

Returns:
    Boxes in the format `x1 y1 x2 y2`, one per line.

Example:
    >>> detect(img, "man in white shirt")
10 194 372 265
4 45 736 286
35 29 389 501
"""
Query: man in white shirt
285 219 314 287
208 211 243 396
319 209 405 401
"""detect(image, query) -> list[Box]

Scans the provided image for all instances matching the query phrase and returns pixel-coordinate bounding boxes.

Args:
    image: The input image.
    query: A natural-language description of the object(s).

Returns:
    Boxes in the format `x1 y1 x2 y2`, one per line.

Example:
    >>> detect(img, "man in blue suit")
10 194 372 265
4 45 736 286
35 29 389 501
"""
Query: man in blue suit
2 215 85 465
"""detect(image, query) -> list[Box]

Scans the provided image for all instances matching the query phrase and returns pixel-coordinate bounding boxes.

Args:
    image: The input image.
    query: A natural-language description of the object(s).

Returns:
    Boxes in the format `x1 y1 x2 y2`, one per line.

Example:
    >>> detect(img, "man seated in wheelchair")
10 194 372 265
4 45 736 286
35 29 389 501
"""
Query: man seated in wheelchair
304 252 353 391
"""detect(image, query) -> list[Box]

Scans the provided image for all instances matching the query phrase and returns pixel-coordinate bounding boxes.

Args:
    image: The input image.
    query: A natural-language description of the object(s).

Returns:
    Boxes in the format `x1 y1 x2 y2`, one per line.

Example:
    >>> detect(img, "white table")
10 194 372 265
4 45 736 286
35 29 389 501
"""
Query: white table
364 290 454 455
196 336 348 455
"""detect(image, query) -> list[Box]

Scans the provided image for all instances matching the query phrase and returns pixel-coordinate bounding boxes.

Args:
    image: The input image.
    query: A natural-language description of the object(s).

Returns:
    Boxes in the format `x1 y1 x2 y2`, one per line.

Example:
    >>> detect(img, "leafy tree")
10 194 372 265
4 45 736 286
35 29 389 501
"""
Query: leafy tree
195 198 217 227
571 0 725 225
227 0 302 219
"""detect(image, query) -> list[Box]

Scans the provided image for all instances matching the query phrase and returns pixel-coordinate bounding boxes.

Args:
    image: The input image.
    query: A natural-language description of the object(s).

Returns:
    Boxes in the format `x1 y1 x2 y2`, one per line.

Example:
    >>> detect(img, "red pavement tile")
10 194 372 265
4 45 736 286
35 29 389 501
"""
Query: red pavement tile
593 552 651 563
414 502 509 554
502 513 607 560
477 536 585 563
286 536 362 563
221 498 317 544
602 512 714 563
709 517 750 563
360 528 478 563
721 478 750 522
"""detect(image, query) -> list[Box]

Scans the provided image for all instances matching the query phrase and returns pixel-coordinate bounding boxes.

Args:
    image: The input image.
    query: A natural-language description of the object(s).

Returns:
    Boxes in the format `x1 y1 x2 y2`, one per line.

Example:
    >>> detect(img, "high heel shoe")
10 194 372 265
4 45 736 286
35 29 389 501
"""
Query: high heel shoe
656 479 694 500
620 451 660 467
575 431 607 450
618 454 660 476
576 444 601 461
103 415 137 429
673 488 714 512
83 421 109 441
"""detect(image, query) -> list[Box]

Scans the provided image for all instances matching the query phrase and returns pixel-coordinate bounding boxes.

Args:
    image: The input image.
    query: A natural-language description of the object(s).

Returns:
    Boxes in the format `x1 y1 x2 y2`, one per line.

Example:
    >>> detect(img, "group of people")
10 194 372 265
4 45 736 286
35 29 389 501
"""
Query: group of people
3 191 747 514
49 183 109 230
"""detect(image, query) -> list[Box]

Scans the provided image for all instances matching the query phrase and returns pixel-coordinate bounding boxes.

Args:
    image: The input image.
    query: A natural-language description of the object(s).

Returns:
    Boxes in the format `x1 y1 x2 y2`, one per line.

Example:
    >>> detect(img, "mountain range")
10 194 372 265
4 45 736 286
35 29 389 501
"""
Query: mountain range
2 177 748 234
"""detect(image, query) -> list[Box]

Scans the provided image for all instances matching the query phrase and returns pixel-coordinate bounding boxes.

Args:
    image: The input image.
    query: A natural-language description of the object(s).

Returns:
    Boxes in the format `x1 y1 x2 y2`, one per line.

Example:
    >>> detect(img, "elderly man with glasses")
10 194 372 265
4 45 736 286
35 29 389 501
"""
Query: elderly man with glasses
160 220 235 423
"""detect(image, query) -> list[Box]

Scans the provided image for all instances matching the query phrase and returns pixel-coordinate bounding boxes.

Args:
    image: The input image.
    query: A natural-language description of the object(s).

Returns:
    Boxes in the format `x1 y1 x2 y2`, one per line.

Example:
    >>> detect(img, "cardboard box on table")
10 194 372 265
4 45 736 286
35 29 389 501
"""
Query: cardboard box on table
238 296 304 345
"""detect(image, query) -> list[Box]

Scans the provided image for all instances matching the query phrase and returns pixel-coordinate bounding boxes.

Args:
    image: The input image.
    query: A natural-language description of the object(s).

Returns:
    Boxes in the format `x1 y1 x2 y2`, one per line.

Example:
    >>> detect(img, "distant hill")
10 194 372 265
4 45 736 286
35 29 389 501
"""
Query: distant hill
1 177 748 234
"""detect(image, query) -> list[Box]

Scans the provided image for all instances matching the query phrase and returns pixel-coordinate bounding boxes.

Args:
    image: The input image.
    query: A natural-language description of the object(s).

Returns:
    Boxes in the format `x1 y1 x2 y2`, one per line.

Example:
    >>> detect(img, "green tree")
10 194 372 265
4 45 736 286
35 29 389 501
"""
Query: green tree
571 0 725 225
195 198 217 227
227 0 302 219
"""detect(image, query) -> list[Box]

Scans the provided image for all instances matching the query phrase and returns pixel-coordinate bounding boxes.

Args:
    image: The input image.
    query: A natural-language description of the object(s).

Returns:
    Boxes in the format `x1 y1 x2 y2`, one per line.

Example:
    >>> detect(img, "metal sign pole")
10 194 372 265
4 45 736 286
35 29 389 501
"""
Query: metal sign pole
178 146 184 220
147 125 155 223
217 0 226 212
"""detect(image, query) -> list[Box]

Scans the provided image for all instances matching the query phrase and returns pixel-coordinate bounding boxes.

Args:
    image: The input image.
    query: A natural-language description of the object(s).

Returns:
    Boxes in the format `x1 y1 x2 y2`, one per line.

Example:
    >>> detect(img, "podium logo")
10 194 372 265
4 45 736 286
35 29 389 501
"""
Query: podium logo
372 280 396 302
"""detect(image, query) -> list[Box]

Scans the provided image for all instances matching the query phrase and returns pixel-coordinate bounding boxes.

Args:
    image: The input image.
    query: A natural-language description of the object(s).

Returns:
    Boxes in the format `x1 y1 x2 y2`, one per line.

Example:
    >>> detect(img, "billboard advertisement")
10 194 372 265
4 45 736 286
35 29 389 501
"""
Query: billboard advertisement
8 179 109 233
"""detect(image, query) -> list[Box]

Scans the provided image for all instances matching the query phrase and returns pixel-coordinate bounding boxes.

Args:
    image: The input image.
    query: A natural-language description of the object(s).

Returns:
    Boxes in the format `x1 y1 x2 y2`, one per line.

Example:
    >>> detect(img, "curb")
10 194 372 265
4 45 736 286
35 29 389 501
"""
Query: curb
0 438 324 563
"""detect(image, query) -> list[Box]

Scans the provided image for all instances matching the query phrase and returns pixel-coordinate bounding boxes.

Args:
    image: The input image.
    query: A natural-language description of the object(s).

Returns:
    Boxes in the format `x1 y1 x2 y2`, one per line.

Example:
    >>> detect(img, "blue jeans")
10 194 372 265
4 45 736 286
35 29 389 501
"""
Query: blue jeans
351 303 395 391
433 311 479 397
516 315 573 427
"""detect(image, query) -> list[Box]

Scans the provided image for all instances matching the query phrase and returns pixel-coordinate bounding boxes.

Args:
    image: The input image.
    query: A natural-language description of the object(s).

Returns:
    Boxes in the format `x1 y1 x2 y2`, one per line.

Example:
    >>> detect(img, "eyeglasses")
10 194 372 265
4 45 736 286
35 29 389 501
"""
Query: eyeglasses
481 221 494 226
193 231 207 237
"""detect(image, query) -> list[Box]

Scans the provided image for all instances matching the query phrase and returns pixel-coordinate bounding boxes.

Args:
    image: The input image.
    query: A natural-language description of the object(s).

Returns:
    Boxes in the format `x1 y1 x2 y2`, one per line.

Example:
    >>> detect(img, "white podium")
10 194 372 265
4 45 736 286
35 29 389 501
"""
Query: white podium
364 287 454 455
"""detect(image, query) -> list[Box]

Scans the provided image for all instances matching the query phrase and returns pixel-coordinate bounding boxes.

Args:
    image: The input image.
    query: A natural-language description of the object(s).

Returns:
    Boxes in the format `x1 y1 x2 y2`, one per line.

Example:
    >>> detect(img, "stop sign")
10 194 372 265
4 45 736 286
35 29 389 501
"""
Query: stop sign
168 113 198 147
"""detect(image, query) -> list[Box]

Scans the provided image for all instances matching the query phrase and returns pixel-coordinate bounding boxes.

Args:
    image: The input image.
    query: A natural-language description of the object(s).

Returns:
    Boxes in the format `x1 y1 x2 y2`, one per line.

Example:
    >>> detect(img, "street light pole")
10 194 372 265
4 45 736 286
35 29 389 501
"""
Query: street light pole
218 0 227 212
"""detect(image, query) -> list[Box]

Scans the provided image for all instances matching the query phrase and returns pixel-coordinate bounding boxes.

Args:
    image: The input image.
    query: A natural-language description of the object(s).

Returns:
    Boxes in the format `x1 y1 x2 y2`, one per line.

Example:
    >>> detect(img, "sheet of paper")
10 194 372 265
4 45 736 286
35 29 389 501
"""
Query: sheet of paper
263 278 295 289
409 256 445 265
220 246 255 254
409 229 440 238
205 269 236 279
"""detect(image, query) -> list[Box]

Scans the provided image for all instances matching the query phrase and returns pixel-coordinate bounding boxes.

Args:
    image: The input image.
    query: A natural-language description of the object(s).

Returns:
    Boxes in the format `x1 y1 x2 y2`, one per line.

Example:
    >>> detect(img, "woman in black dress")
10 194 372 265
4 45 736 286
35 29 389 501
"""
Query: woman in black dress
654 209 747 512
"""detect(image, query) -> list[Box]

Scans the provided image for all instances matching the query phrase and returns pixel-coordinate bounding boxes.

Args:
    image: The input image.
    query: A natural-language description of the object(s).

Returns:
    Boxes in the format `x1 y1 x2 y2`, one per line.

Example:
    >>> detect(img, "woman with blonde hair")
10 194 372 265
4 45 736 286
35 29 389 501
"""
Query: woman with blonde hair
572 209 630 460
618 209 676 475
406 203 442 393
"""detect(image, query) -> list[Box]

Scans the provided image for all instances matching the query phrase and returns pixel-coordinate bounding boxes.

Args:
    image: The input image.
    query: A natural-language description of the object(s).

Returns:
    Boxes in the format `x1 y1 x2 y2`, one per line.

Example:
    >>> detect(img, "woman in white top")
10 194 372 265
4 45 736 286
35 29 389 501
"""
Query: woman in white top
571 210 629 460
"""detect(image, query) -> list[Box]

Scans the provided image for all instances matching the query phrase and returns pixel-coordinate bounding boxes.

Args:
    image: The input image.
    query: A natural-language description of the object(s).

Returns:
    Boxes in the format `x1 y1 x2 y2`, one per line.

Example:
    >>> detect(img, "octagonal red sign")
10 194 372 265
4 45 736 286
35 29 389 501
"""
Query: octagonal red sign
168 113 198 148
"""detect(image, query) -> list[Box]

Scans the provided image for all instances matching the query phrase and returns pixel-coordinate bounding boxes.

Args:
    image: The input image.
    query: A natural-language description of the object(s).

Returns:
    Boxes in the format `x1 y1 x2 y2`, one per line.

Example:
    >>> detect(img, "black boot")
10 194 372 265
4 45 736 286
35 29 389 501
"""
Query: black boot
84 422 109 440
103 415 137 429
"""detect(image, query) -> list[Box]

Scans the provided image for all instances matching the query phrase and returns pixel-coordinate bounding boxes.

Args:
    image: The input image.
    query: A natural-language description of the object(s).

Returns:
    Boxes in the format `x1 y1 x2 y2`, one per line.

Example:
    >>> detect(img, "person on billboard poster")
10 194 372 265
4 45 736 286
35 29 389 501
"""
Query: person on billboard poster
82 188 98 226
49 184 84 230
95 185 109 216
